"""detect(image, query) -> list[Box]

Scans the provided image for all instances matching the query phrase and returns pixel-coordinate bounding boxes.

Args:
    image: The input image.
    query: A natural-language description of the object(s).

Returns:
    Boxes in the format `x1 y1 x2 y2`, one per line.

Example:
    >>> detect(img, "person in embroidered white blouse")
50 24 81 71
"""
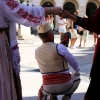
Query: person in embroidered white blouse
0 0 63 100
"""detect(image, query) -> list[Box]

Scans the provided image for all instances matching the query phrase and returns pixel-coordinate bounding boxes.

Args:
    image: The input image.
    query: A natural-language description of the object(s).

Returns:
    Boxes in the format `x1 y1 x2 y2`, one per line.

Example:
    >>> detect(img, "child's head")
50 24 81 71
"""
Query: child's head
74 9 79 15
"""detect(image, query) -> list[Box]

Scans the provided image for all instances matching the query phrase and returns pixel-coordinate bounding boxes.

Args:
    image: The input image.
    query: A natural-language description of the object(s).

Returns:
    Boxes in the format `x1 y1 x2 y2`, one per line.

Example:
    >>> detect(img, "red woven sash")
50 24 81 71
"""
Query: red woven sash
42 73 71 85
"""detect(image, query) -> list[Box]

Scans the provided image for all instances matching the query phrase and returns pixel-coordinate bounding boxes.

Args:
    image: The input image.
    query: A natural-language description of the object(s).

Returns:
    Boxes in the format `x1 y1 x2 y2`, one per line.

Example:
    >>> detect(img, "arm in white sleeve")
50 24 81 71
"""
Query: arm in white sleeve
1 0 45 26
58 44 80 74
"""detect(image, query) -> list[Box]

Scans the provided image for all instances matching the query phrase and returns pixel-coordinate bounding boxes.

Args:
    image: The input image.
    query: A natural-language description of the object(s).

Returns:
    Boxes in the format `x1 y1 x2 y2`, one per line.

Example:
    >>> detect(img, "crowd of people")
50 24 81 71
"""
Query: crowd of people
16 10 99 49
44 10 99 49
56 10 99 49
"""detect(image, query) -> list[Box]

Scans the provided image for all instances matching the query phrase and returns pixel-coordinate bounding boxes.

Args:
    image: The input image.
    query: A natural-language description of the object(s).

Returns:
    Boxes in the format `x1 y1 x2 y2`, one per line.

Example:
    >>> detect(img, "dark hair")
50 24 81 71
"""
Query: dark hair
73 9 79 13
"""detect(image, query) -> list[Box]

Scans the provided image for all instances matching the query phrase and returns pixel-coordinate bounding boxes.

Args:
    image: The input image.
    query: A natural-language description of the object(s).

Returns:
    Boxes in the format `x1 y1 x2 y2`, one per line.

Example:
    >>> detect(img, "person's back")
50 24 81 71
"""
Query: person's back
36 21 81 100
0 1 47 100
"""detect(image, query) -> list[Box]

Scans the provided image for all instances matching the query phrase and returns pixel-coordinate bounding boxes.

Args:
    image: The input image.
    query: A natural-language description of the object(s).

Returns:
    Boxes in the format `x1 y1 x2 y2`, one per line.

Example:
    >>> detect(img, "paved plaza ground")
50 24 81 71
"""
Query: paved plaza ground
18 34 95 100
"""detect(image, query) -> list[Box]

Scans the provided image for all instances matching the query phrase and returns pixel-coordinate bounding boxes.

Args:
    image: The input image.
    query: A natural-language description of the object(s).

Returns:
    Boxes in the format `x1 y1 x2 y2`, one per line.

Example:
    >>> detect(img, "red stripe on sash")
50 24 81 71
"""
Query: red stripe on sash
42 73 71 85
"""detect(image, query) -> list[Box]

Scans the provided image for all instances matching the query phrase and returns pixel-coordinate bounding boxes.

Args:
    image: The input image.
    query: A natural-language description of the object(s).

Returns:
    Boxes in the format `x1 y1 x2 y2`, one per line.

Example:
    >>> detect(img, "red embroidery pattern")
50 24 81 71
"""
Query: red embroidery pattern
5 0 42 23
17 8 42 23
5 0 19 10
11 44 19 51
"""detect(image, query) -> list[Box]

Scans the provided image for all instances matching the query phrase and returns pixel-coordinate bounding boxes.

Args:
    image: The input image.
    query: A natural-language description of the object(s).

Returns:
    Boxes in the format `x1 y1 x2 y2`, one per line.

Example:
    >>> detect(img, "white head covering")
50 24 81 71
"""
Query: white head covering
37 21 51 33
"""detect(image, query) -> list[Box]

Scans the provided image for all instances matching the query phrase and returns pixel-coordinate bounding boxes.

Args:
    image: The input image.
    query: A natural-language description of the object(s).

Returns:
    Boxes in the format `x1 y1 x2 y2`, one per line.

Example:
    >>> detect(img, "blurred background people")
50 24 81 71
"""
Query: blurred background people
60 18 71 47
78 15 89 47
93 32 99 47
45 15 54 30
58 17 67 42
69 20 78 49
73 10 79 32
69 9 79 49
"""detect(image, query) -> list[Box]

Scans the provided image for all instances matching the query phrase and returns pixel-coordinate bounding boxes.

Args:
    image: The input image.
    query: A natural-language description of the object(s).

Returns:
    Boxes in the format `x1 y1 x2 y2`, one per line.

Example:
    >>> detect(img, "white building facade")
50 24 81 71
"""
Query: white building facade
18 0 100 39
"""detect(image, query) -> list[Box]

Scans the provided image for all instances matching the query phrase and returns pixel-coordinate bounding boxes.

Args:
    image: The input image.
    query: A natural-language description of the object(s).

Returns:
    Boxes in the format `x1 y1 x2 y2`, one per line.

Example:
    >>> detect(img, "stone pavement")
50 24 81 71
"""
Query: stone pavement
18 34 95 100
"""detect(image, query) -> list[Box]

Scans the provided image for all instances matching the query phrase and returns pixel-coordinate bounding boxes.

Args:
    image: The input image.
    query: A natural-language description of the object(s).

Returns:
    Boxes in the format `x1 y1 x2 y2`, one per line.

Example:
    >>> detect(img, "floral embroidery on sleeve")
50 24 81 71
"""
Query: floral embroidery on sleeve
5 0 42 23
17 8 42 23
5 0 19 10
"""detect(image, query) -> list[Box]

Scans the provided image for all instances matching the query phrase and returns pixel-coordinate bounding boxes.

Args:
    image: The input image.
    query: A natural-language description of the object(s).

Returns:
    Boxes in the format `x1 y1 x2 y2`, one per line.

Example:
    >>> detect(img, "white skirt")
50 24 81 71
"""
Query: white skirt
69 29 78 38
58 28 67 33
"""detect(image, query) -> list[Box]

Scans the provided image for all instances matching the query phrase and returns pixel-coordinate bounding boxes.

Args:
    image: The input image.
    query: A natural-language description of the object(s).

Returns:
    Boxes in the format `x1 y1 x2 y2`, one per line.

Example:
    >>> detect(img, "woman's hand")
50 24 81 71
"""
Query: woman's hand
74 73 80 76
60 10 78 22
71 71 80 76
60 10 71 18
52 7 62 15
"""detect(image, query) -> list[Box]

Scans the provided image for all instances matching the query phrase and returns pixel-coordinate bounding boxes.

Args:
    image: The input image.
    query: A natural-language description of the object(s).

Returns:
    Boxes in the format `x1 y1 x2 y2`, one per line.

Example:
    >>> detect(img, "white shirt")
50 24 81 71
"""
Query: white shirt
0 0 45 28
58 44 80 74
58 18 67 29
0 0 45 75
43 43 80 76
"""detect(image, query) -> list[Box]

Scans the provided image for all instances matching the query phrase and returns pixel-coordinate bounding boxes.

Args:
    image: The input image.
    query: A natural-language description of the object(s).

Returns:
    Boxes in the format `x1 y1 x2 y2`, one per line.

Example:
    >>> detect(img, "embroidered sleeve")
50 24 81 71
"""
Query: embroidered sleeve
3 0 45 26
11 41 21 76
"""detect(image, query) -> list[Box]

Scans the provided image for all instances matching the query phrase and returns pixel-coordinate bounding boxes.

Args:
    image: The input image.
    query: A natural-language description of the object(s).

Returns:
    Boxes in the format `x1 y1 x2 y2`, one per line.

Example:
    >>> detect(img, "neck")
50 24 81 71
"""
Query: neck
43 40 53 43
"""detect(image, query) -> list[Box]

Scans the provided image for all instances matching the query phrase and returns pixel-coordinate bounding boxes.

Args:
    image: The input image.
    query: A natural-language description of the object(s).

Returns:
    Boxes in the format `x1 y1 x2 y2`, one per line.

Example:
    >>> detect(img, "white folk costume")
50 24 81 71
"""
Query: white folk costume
0 0 45 100
36 21 81 100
